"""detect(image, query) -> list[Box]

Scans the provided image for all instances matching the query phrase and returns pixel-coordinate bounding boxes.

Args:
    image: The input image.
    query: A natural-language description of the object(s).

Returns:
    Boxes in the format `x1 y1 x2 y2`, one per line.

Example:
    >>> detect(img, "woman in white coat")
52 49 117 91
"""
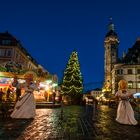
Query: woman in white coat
11 73 39 119
115 79 137 125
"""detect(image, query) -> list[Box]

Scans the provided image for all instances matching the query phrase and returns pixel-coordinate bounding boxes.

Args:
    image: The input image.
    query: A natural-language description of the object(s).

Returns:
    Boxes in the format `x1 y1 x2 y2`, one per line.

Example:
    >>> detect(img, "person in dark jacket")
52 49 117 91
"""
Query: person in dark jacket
12 76 21 102
0 88 4 102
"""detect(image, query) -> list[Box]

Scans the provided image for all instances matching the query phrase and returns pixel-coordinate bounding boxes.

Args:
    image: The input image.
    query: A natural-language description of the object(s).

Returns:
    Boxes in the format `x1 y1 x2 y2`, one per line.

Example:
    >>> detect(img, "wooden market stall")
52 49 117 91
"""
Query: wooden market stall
0 71 58 102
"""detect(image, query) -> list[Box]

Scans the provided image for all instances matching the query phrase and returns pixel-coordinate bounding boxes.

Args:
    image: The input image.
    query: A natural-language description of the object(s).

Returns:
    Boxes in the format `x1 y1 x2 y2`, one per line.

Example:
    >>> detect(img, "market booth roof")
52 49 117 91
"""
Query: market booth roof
0 71 57 83
0 72 15 78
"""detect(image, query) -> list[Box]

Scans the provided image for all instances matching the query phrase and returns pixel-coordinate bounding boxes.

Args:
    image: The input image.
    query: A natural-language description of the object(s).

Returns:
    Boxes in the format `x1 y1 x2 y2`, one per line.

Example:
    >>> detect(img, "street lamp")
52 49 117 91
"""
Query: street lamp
46 79 52 84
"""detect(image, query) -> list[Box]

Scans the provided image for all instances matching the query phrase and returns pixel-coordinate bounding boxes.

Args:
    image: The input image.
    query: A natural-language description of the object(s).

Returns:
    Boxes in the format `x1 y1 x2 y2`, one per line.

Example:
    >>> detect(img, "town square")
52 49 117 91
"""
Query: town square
0 0 140 140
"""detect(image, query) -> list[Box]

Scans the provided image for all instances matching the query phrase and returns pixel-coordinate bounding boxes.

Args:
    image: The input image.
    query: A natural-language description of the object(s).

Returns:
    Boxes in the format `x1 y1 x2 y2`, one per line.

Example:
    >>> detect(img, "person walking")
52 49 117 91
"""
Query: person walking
6 87 11 101
0 88 4 102
115 79 138 125
12 76 21 102
52 91 56 104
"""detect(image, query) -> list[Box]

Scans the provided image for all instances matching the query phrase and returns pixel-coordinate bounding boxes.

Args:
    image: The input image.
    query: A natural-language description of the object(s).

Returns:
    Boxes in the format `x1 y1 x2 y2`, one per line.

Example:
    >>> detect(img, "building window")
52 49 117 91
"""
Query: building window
16 54 18 58
116 69 123 75
137 69 140 74
0 49 5 56
117 69 120 74
2 40 11 45
120 69 123 74
128 69 132 74
137 82 140 89
28 63 31 69
112 52 115 56
6 49 12 57
128 81 133 89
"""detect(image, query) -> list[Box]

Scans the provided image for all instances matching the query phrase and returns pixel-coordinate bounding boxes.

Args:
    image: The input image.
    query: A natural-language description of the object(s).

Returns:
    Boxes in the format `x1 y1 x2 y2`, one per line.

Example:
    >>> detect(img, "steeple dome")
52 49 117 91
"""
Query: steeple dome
105 17 117 37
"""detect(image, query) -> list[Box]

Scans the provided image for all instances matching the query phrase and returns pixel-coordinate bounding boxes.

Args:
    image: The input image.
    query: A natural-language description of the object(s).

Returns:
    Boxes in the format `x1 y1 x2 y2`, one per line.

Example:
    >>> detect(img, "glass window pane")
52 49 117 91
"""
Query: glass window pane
137 83 140 89
0 49 5 56
128 69 132 74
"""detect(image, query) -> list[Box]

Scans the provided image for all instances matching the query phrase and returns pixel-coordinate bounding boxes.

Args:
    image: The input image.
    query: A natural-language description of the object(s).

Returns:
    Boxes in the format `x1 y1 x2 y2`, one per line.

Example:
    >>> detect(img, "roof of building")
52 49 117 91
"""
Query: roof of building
122 39 140 64
0 31 18 46
105 30 118 37
93 88 102 91
0 31 38 66
105 18 118 38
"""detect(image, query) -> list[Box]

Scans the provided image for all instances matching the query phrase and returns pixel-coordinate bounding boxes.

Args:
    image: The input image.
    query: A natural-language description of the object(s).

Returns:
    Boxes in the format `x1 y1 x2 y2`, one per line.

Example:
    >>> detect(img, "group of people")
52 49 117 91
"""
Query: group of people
0 85 21 103
0 87 11 102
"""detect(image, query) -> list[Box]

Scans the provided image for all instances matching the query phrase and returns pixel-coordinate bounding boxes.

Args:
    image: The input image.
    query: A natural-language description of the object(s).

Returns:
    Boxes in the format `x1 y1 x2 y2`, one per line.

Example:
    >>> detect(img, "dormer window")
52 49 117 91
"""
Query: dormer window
2 40 11 45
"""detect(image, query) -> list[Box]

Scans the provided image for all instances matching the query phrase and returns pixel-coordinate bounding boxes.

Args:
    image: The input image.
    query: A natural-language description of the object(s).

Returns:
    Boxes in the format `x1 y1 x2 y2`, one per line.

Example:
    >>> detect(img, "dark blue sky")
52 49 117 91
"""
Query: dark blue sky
0 0 140 85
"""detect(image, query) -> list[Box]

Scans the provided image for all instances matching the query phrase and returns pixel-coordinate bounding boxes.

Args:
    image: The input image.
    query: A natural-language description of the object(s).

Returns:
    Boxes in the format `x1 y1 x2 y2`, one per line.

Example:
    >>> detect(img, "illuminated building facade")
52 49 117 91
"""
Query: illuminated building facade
104 20 140 95
0 31 38 70
0 31 59 102
112 39 140 94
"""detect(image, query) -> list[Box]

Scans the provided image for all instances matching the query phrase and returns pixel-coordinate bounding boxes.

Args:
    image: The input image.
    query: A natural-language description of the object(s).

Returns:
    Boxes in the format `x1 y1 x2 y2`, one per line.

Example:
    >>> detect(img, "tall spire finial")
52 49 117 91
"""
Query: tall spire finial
108 17 114 31
109 17 112 22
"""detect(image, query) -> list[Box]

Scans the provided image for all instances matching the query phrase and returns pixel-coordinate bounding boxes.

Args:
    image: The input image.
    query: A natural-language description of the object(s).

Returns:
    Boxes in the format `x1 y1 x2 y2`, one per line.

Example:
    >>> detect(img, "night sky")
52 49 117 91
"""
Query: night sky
1 0 140 87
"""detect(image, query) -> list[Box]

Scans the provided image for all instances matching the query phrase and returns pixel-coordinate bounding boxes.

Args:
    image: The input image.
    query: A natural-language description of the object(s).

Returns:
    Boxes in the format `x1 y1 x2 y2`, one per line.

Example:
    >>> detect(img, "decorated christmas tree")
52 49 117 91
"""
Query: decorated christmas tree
61 51 83 104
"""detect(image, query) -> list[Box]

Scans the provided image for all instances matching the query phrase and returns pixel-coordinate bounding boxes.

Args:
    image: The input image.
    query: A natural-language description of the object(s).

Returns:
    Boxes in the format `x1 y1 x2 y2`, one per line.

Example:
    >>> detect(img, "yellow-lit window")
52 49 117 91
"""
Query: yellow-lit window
137 82 140 89
128 81 133 88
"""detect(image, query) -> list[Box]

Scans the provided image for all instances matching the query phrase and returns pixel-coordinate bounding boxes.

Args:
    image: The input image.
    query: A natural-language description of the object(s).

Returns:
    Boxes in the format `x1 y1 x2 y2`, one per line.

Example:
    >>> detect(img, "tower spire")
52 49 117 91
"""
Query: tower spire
108 17 115 31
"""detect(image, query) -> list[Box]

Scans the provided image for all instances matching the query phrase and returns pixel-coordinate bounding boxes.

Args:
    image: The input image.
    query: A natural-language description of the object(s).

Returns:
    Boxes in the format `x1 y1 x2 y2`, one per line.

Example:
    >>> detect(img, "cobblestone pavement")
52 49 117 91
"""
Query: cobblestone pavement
95 105 140 140
0 105 140 140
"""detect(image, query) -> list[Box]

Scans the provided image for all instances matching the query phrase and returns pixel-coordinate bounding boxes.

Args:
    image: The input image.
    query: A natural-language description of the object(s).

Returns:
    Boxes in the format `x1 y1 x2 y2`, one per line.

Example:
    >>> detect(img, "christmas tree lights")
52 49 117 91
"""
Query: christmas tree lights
61 51 83 104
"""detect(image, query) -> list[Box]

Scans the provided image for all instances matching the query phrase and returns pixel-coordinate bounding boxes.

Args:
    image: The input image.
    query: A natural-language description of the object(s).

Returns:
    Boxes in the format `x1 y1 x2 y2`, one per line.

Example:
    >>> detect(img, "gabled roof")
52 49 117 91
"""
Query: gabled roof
105 18 118 38
0 31 18 46
122 39 140 64
0 31 38 66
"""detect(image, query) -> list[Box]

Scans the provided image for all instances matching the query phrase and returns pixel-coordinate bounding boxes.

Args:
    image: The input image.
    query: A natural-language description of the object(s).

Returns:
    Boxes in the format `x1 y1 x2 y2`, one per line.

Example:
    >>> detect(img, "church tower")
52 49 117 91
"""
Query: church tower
104 18 119 90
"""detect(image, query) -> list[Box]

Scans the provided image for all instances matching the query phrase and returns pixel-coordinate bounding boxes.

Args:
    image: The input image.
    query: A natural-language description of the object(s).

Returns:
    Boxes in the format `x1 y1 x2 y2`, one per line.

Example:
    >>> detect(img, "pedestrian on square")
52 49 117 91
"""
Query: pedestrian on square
6 87 11 101
0 88 4 102
10 73 39 119
12 76 21 102
115 79 138 125
52 91 56 104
